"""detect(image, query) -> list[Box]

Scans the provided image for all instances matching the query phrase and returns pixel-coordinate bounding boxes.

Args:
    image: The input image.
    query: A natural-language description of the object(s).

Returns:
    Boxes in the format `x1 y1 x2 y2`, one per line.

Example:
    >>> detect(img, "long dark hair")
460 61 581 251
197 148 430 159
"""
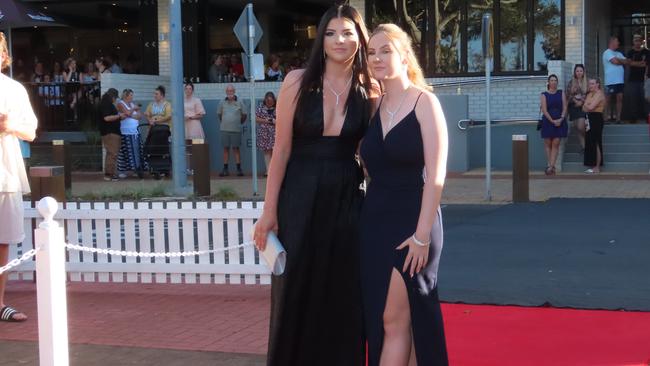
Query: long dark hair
296 4 372 111
264 91 276 108
101 88 119 105
547 74 558 90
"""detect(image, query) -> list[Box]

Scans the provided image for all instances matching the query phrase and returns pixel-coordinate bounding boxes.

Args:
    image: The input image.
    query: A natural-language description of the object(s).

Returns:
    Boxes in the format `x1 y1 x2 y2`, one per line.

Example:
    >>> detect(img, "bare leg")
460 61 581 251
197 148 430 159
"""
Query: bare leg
616 93 623 122
550 138 561 171
380 268 412 366
0 244 27 321
574 118 586 149
543 138 552 172
408 336 417 366
264 150 272 175
233 147 241 165
222 147 230 166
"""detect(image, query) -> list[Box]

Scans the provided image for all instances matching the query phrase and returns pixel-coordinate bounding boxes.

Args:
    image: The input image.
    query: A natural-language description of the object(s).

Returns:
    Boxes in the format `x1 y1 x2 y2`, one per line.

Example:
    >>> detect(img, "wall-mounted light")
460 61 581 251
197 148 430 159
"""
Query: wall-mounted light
568 16 578 26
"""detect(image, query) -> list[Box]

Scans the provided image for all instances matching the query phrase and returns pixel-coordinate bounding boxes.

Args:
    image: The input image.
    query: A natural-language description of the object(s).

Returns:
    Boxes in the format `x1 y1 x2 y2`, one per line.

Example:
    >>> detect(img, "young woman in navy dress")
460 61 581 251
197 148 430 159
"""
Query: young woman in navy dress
360 24 449 365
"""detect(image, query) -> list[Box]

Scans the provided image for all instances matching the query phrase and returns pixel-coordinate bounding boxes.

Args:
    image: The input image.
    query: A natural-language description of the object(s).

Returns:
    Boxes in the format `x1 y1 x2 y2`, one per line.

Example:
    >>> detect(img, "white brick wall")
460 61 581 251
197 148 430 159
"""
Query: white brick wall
101 74 170 102
158 0 171 76
564 0 583 65
430 77 546 120
101 73 544 120
548 60 575 93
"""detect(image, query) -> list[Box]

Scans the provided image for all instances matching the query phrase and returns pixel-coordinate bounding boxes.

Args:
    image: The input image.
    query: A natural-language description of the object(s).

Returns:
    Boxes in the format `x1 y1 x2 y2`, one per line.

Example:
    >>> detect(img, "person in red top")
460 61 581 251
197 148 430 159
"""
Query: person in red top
229 54 244 81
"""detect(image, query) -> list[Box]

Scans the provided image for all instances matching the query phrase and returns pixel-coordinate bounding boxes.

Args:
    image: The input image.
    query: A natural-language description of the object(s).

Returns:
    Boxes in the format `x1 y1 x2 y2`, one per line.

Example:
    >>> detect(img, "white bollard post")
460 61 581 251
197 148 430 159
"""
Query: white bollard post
34 197 69 366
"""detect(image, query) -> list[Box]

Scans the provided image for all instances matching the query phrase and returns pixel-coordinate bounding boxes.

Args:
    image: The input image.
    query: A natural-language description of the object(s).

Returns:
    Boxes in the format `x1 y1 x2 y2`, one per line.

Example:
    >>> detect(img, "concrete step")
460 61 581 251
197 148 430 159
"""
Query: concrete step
564 152 650 163
562 124 650 173
600 134 650 143
599 124 649 135
563 161 650 173
565 143 650 153
566 135 650 144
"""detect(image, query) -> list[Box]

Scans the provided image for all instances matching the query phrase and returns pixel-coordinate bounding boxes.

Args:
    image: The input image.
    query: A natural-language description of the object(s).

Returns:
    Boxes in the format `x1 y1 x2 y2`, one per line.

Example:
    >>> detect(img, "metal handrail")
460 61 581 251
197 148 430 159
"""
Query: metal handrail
431 75 545 89
457 117 538 130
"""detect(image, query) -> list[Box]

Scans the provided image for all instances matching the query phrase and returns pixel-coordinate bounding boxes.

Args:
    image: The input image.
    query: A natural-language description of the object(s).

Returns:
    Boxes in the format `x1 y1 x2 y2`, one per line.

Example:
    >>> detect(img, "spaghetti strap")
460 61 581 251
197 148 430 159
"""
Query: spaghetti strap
413 92 424 109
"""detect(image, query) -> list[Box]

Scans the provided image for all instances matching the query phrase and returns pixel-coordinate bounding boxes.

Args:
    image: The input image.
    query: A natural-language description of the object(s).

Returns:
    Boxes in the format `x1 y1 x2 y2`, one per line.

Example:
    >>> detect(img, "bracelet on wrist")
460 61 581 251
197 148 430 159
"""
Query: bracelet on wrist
412 234 431 247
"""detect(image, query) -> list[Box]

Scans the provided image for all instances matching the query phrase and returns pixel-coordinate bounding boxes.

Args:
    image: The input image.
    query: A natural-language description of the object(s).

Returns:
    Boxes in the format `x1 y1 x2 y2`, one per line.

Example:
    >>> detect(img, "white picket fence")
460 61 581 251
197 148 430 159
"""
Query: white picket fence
10 200 270 285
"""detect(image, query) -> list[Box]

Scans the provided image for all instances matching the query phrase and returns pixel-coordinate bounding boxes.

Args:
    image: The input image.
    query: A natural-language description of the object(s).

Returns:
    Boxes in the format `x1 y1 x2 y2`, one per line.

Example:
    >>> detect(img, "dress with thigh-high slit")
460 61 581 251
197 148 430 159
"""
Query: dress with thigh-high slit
359 93 449 366
268 86 370 366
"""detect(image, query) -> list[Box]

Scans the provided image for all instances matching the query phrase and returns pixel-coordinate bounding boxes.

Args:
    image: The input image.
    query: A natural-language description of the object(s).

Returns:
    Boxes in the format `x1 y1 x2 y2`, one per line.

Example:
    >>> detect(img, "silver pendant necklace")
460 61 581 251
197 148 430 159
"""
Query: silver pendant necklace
384 86 411 129
324 76 353 106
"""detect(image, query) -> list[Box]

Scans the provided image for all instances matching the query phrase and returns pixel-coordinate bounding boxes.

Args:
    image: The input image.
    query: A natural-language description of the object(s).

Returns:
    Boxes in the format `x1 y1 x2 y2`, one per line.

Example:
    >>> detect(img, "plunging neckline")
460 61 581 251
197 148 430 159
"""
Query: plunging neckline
320 90 350 138
379 109 415 141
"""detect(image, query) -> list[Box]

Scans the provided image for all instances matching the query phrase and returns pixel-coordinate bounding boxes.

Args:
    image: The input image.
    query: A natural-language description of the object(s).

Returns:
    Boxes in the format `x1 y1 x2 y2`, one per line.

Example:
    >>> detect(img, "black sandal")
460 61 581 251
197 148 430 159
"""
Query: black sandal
0 306 27 322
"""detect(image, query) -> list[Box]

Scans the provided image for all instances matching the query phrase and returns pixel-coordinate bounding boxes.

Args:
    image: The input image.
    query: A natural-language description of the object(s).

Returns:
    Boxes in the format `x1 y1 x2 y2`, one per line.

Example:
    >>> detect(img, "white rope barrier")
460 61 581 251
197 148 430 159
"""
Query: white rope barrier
64 241 255 258
0 242 256 276
0 248 40 276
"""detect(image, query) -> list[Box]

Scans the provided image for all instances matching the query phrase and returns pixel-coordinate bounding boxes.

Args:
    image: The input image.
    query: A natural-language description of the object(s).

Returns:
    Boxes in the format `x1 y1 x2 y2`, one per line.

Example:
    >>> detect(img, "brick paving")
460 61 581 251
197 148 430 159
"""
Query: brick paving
0 282 269 356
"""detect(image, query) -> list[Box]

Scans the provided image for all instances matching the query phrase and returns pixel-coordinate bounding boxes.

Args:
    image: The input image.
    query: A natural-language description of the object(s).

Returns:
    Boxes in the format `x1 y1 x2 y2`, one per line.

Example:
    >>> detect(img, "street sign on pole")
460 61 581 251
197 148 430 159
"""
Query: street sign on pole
233 5 263 56
233 4 263 196
242 53 265 81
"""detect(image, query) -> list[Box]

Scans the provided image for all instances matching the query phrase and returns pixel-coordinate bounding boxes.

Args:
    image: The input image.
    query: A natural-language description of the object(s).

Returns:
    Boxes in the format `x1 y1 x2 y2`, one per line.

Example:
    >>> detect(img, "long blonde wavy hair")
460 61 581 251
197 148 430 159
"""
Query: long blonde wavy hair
369 23 431 91
0 32 11 71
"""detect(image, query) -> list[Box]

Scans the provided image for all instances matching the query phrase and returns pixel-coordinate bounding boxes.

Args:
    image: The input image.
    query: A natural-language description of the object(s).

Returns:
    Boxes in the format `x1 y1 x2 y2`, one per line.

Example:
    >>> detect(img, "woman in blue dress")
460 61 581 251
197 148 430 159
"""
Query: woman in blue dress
540 74 568 175
360 24 449 365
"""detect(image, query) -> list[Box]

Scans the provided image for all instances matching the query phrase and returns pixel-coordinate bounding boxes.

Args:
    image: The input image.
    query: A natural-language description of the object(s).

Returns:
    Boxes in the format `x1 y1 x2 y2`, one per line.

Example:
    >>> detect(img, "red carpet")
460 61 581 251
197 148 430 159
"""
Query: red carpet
443 303 650 366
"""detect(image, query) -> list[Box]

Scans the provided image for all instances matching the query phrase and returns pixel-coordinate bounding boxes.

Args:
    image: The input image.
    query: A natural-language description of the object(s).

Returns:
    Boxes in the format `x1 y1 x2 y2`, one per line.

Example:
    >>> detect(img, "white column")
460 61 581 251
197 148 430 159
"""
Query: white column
34 197 69 366
158 0 171 76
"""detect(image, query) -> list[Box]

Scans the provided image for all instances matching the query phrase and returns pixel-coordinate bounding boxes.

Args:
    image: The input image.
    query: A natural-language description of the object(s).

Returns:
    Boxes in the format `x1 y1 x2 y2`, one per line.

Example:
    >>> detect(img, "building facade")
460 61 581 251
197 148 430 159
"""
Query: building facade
8 0 648 120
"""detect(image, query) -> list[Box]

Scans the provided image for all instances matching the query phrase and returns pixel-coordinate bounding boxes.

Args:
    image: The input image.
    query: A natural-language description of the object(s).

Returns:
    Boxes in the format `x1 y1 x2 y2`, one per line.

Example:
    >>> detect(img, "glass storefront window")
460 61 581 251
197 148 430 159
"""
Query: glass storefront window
534 0 562 71
434 1 463 74
468 1 491 72
367 0 564 76
500 0 528 72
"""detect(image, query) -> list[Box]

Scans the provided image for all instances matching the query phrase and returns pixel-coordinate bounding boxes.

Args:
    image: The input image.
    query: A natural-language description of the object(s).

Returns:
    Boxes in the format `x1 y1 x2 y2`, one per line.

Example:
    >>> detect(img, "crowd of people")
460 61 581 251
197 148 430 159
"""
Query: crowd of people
540 34 649 175
98 82 277 181
208 52 308 83
12 54 136 85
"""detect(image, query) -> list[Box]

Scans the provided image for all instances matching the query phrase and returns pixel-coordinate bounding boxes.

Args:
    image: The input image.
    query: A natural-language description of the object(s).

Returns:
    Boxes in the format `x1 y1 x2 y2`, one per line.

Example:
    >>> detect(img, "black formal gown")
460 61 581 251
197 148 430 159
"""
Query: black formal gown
359 93 449 366
267 85 370 366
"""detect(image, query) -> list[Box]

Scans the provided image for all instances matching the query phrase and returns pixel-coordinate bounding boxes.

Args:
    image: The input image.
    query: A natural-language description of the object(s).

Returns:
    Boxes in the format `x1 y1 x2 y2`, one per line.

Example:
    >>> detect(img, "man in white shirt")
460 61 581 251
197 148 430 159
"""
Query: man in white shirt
0 32 37 322
602 36 628 123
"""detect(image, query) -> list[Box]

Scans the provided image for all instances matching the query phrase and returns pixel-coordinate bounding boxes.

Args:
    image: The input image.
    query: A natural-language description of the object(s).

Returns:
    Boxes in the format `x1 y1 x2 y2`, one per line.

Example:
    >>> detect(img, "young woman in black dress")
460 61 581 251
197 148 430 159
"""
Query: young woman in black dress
360 24 449 365
253 5 374 366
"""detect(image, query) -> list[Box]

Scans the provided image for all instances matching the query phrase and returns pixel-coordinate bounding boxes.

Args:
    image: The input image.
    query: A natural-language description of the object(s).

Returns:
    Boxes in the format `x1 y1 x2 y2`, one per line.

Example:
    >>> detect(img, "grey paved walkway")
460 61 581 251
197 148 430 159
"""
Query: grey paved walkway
0 340 264 366
68 171 650 204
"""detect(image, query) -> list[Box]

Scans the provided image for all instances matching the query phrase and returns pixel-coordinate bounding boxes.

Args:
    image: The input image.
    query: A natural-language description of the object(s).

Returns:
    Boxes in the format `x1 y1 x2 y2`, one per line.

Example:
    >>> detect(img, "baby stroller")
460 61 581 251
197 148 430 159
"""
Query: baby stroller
140 123 171 179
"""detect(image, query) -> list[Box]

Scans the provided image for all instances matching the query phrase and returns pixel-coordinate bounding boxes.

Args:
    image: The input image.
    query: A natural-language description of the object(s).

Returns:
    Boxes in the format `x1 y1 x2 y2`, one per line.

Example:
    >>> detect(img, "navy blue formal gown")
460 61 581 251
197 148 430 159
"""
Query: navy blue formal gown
359 93 449 366
267 85 370 366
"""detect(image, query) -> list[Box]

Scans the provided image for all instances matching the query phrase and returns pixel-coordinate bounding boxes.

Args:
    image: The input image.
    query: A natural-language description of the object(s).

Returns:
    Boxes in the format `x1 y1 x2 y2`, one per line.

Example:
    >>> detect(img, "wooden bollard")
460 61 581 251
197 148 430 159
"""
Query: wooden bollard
51 140 71 191
30 166 66 203
512 134 529 202
191 139 210 197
